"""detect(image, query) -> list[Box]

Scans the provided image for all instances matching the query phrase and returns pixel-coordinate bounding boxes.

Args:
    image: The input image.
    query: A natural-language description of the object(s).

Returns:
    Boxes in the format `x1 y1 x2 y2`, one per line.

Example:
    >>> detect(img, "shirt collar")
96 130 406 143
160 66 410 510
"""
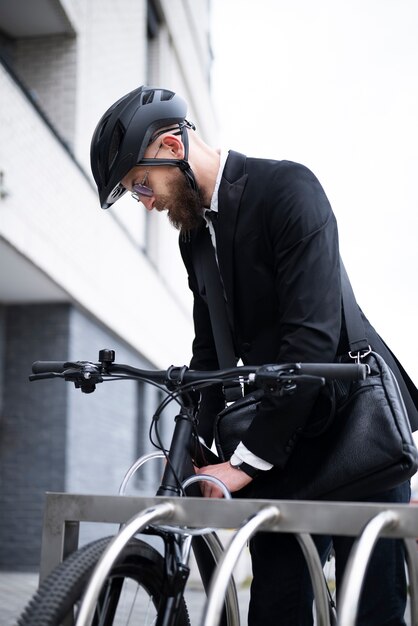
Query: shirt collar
208 149 228 214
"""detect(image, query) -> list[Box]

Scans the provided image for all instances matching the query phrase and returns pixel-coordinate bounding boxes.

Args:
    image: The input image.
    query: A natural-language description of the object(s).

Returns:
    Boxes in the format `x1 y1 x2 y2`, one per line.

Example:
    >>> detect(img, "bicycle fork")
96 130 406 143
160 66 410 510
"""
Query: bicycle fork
154 408 233 626
153 407 195 626
156 533 193 626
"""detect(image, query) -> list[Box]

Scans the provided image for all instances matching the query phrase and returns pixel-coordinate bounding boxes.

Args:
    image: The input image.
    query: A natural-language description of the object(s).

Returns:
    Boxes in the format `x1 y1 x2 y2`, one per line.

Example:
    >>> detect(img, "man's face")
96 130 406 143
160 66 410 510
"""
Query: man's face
153 166 203 231
122 155 202 231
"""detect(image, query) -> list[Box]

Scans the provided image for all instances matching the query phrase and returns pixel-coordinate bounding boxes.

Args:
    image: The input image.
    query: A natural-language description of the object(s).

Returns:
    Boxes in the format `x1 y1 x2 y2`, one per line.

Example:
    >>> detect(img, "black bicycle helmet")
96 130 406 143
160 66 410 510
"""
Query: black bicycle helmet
90 86 196 209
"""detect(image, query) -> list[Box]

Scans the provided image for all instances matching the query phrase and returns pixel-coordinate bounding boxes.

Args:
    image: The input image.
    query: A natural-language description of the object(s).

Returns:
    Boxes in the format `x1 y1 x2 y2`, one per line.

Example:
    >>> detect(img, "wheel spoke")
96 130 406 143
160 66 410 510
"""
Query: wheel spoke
109 578 157 625
143 591 157 626
125 583 140 625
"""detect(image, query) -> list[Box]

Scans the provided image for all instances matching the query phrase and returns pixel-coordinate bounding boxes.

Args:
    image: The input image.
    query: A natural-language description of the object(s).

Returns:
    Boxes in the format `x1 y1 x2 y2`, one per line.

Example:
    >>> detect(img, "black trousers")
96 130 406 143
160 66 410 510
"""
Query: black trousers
248 482 410 626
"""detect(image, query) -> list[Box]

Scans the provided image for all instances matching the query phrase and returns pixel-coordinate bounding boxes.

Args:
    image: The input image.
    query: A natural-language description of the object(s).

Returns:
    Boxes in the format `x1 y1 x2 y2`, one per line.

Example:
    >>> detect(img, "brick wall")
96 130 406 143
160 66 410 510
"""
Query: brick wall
0 305 4 414
0 303 166 569
66 307 153 497
15 34 77 150
0 304 70 569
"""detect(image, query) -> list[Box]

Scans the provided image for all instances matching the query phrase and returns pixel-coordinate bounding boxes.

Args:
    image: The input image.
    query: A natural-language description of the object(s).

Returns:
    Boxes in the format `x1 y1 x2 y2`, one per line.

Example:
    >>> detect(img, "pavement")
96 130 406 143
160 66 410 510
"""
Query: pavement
1 572 39 626
1 570 412 626
0 570 251 626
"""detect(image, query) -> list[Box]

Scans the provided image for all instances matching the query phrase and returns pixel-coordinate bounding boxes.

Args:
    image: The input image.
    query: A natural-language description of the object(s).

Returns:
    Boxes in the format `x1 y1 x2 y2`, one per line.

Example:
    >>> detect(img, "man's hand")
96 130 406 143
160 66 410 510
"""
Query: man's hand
195 461 253 498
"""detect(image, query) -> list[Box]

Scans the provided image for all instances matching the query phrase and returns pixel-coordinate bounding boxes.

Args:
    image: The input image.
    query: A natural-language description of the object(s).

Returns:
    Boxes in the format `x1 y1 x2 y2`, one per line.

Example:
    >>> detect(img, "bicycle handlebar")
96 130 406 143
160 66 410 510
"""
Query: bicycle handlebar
30 354 368 393
32 361 69 374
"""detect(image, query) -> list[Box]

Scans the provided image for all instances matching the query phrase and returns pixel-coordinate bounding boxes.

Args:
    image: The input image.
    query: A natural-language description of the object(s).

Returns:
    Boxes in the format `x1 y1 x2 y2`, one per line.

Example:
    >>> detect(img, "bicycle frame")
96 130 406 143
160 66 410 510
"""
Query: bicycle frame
120 399 238 626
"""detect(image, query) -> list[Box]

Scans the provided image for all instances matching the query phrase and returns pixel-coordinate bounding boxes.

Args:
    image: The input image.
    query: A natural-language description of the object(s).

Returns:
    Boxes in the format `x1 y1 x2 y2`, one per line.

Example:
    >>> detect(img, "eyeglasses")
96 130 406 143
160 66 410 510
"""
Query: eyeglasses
131 174 153 200
131 144 162 201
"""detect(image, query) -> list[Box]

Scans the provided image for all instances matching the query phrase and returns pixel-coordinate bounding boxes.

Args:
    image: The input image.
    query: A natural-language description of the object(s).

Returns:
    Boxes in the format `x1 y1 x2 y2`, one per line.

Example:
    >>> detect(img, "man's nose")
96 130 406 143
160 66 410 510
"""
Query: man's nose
140 195 155 211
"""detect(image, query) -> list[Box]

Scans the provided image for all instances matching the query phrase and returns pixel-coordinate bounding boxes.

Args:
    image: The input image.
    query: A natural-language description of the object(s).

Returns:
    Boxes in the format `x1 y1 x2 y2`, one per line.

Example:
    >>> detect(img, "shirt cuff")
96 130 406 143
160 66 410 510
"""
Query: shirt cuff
231 442 273 471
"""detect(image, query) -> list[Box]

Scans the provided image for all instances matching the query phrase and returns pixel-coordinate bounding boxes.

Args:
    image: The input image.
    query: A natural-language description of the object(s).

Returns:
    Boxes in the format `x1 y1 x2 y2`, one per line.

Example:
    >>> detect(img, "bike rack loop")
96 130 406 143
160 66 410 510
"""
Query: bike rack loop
201 506 280 626
201 505 332 626
295 533 333 626
338 510 400 626
404 537 418 626
74 502 175 626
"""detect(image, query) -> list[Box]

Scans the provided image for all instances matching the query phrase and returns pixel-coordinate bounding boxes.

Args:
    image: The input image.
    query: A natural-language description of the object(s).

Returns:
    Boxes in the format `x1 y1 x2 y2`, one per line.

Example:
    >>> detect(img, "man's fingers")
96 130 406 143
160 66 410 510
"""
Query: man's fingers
201 479 223 499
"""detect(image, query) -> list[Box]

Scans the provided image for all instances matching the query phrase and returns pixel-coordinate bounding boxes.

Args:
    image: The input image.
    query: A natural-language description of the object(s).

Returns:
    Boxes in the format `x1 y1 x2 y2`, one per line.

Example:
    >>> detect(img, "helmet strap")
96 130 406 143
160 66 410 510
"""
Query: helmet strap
140 120 198 193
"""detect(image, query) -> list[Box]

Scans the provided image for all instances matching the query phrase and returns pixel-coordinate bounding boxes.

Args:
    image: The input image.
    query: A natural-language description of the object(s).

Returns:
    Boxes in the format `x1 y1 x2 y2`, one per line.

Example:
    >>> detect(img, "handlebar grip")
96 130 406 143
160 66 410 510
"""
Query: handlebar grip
32 361 68 374
298 363 368 381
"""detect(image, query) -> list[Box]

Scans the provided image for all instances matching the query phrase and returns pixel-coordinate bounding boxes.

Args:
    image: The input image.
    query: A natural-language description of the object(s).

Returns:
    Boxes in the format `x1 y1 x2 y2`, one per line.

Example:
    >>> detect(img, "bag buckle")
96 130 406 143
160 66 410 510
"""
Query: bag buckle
349 346 372 363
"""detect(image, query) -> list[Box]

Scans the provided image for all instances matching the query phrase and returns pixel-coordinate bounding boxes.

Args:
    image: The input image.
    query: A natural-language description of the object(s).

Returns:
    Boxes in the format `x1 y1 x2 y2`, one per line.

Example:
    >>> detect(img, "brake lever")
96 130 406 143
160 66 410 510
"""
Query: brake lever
255 365 326 396
29 372 65 381
29 361 104 393
63 364 103 394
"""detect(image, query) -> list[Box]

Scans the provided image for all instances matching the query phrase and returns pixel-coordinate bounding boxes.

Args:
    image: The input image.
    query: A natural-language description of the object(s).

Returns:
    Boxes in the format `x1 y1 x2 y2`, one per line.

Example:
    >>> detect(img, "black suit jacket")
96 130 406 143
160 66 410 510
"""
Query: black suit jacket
180 151 418 471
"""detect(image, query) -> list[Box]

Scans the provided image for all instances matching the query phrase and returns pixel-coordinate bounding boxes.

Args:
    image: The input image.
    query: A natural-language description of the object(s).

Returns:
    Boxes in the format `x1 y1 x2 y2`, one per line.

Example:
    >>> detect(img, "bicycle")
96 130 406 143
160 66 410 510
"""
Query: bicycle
17 349 366 626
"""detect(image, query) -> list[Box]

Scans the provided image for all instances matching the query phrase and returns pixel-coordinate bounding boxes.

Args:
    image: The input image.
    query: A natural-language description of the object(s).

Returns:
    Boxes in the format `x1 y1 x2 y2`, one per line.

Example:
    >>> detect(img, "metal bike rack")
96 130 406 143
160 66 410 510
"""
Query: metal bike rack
202 508 333 626
39 493 418 626
201 506 280 626
295 533 334 626
41 470 241 626
405 537 418 625
338 510 418 626
202 521 341 626
75 502 175 626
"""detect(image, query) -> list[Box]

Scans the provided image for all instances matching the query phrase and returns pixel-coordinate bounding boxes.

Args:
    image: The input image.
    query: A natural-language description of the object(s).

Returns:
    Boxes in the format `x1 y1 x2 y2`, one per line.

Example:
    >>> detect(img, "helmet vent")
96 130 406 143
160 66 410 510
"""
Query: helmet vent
160 90 175 101
98 115 110 139
141 90 155 105
110 185 125 199
108 121 124 171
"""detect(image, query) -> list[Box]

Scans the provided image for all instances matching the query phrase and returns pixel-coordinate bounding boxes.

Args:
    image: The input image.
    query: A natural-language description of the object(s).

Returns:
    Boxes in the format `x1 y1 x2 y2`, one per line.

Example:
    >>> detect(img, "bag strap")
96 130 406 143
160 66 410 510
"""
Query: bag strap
199 243 367 367
198 228 241 401
341 262 418 416
340 260 370 355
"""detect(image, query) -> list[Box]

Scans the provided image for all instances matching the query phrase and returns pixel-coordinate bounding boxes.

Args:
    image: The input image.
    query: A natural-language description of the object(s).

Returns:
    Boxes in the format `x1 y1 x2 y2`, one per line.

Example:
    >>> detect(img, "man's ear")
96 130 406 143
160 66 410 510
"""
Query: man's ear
161 134 185 159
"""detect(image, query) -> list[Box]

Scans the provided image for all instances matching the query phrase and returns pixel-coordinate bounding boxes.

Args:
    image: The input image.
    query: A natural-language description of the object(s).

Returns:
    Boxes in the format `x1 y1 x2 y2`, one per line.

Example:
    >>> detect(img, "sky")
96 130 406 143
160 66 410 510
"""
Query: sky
210 0 418 382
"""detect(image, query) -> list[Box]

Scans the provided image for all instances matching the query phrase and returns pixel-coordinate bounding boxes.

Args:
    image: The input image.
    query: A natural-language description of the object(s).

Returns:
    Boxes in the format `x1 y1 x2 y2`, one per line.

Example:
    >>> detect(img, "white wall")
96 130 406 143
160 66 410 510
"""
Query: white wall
0 67 193 365
211 0 418 383
0 0 218 367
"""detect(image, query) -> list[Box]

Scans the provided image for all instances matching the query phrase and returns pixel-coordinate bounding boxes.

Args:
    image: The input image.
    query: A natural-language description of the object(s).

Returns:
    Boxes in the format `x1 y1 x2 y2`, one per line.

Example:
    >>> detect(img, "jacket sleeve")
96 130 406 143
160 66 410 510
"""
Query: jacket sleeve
241 163 342 467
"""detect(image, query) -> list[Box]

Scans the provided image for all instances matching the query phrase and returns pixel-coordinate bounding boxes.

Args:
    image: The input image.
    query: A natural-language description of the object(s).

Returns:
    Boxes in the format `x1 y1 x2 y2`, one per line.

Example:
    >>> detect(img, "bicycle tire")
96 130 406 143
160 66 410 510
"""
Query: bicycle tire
17 535 190 626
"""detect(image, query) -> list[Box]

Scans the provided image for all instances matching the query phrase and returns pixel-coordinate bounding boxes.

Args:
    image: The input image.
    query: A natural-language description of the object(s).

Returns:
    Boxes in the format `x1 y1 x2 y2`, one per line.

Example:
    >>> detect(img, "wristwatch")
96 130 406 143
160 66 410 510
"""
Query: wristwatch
229 458 259 479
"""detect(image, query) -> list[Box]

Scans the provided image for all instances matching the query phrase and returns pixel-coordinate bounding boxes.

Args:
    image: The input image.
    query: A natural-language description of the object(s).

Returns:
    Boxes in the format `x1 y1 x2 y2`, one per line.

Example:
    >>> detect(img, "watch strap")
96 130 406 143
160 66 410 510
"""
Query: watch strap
229 459 259 478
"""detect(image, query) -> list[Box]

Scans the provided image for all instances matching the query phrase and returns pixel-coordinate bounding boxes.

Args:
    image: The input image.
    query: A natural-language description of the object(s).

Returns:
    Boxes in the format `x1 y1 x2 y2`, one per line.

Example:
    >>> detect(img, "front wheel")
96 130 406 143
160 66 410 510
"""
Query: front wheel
17 536 190 626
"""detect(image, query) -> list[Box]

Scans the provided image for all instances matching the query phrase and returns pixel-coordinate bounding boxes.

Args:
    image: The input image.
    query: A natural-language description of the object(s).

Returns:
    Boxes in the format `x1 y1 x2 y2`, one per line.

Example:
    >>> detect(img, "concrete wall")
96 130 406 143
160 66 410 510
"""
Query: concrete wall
0 64 194 367
0 302 175 568
15 34 78 150
0 0 217 368
0 304 69 569
0 0 217 569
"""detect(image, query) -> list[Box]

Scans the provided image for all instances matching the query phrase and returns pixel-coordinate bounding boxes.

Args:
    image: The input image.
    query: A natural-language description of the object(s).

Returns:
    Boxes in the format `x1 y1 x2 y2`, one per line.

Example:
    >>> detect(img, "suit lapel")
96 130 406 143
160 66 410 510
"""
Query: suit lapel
217 151 248 323
190 223 208 302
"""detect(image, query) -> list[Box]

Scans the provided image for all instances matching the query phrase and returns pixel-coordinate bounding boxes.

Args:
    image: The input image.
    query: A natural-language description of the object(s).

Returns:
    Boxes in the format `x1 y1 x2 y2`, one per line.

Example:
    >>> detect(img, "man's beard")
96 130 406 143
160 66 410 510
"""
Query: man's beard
154 170 203 231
